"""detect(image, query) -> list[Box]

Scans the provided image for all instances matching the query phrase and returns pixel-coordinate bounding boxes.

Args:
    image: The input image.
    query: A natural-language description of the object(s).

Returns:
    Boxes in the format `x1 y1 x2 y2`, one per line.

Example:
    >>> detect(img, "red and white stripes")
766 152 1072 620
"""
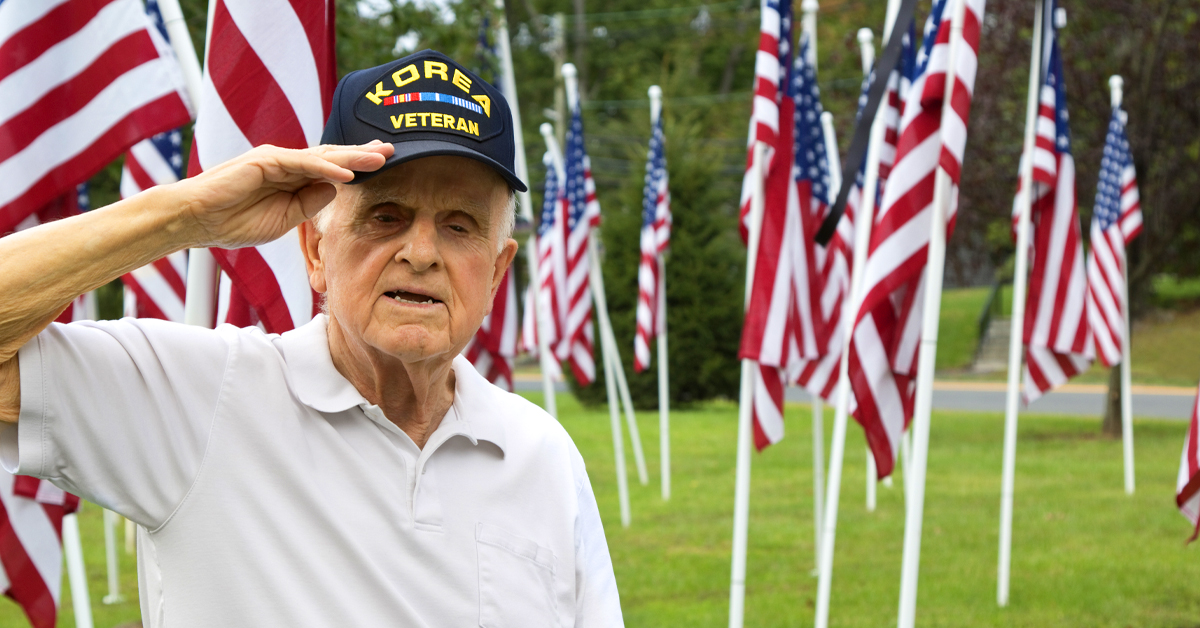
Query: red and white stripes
738 0 785 243
1177 383 1200 542
739 0 818 450
556 106 599 385
463 268 519 390
1018 37 1092 403
188 0 336 332
120 132 188 321
847 0 986 478
0 0 191 233
634 116 670 373
1 472 79 628
1084 109 1142 367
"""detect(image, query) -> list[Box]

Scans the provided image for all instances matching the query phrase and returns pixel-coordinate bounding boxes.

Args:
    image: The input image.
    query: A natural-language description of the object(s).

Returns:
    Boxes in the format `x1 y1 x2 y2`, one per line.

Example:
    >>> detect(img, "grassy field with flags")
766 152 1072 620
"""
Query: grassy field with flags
7 393 1198 628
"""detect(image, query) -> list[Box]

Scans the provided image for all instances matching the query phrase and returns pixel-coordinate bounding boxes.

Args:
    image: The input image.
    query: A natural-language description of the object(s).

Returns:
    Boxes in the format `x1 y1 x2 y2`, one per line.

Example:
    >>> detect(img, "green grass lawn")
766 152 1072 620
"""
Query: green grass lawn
934 286 992 372
552 395 1200 627
4 395 1197 627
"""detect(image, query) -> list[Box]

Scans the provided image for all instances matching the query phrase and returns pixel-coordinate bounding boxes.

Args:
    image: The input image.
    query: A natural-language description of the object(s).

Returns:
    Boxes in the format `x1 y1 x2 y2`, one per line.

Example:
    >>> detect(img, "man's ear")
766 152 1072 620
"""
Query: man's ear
486 238 520 315
298 219 327 294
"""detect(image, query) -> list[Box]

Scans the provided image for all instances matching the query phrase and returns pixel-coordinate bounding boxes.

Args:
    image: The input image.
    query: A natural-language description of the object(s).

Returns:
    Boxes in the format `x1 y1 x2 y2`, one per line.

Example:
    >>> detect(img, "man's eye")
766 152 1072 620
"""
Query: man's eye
447 224 468 233
374 214 398 223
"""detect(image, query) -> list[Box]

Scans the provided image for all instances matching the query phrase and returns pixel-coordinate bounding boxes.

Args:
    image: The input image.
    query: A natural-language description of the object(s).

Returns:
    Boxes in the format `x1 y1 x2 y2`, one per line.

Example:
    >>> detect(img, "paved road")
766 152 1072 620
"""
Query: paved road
788 382 1197 419
514 378 1196 420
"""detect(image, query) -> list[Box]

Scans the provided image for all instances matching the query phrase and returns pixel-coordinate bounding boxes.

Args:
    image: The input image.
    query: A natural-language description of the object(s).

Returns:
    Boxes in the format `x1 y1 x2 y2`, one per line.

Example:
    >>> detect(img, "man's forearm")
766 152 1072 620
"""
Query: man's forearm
0 184 195 362
0 142 391 422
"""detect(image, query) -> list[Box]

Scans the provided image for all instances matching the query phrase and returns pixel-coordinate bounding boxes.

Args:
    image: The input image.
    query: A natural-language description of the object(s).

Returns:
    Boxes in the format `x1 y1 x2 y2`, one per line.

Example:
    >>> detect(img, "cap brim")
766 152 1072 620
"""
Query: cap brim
349 139 528 193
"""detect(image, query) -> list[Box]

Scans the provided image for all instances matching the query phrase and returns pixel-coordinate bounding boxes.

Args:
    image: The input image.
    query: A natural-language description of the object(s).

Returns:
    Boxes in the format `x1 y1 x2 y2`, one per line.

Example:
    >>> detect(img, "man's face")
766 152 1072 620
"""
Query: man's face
302 155 518 366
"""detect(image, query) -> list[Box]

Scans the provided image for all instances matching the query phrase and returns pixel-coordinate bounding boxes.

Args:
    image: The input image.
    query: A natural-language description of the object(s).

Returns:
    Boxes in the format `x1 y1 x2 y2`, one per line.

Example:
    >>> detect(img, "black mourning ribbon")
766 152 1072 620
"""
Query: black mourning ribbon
814 0 921 246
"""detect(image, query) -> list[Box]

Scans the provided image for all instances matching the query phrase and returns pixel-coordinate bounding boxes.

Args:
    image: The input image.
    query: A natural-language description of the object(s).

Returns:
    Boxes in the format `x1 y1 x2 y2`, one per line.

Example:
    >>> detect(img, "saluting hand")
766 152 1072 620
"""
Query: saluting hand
177 142 393 249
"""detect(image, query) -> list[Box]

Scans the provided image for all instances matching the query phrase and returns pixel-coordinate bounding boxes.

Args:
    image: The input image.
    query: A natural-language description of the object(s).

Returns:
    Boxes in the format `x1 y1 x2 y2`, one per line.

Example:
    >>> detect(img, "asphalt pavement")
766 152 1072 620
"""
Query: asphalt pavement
785 382 1196 419
514 378 1196 420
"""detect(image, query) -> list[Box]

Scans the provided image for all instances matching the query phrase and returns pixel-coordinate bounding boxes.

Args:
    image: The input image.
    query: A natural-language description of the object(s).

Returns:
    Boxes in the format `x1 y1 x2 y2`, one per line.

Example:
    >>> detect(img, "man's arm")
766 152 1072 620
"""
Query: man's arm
0 142 392 423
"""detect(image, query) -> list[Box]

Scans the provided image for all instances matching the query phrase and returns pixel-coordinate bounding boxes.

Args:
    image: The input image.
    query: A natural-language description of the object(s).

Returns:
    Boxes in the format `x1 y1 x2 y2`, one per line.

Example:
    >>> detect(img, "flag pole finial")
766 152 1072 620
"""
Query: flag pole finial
857 28 875 75
561 63 579 111
648 85 663 124
1109 75 1124 109
539 123 565 180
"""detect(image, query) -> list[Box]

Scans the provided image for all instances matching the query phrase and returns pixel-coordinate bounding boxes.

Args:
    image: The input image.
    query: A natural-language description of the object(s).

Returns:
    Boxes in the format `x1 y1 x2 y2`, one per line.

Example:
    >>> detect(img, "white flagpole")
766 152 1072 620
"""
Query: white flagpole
541 122 631 526
494 0 559 418
605 321 650 485
649 84 672 501
1109 74 1135 495
157 0 218 330
896 0 969 623
728 140 768 628
814 109 840 575
998 0 1045 607
156 0 203 106
857 28 880 514
561 63 650 487
62 511 95 628
125 518 136 554
814 4 900 623
102 509 125 604
800 0 827 571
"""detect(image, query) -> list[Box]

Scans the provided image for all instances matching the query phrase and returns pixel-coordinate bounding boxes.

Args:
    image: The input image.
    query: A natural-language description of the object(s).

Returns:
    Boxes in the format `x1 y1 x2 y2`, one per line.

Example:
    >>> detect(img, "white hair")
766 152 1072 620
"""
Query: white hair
312 189 516 253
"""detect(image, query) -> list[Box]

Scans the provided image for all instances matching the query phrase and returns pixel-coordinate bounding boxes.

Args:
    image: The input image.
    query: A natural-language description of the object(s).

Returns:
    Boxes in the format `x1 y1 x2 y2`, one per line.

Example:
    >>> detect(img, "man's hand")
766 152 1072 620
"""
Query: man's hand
178 142 393 249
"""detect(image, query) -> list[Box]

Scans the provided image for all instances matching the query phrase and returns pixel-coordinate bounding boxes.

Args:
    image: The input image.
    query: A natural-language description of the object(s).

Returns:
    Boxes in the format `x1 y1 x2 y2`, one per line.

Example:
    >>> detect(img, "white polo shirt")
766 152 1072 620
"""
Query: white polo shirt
1 315 622 627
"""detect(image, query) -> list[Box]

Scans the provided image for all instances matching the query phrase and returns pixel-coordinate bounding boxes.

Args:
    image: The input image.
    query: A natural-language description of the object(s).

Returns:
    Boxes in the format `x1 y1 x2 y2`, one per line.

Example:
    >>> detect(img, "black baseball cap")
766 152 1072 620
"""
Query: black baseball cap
321 49 527 192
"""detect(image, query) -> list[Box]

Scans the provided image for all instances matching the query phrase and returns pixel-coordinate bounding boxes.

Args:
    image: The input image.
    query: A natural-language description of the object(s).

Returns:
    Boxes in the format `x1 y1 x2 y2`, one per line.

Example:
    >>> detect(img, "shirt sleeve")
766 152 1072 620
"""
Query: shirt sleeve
571 447 624 628
2 319 233 529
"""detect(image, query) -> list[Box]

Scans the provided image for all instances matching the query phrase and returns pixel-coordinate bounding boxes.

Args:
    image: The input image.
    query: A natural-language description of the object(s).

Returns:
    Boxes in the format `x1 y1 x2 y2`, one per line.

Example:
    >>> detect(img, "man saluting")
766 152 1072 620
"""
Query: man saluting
0 50 623 628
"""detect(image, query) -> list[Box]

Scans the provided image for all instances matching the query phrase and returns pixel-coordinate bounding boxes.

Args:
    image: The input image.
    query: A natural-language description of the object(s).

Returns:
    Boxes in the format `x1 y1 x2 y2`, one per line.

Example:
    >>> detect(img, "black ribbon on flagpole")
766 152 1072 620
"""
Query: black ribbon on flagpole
814 0 921 246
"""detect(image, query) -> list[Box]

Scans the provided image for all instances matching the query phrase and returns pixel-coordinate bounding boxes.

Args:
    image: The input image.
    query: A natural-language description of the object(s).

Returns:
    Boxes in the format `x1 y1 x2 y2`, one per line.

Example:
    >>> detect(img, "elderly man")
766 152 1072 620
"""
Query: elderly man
0 50 622 627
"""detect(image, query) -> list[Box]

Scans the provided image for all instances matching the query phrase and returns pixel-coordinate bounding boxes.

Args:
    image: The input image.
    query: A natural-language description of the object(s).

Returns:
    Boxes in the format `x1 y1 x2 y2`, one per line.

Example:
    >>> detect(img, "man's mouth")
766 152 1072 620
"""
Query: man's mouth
384 290 443 306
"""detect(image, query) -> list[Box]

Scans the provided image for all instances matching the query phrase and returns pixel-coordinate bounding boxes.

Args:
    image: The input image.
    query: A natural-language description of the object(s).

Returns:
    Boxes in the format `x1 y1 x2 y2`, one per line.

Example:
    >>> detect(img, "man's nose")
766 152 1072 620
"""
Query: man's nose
396 217 439 272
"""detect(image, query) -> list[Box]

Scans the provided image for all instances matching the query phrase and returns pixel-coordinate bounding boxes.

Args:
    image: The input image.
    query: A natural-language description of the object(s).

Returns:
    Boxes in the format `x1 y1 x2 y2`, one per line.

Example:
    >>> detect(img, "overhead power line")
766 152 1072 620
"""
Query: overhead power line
562 2 745 23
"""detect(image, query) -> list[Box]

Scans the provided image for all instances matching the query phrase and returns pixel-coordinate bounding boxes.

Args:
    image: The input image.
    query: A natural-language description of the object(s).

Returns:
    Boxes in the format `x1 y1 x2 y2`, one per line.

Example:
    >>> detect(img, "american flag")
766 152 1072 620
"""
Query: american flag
738 0 827 449
189 0 336 332
848 0 987 479
737 0 789 449
738 0 786 241
792 30 842 402
796 28 915 404
878 24 918 191
117 0 188 323
633 113 671 373
463 267 519 390
1177 381 1200 543
1017 6 1092 403
556 103 599 385
1085 106 1143 367
0 0 192 234
528 153 567 366
1 471 80 628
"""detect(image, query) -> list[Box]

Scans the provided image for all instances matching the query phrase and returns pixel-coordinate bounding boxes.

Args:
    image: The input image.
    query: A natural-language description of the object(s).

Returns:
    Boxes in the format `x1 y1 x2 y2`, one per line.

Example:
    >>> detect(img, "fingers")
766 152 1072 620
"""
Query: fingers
311 142 394 175
265 142 393 185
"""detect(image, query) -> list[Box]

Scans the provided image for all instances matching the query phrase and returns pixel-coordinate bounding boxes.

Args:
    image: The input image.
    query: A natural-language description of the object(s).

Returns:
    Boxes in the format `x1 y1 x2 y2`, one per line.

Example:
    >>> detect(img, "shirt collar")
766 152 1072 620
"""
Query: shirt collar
275 315 506 453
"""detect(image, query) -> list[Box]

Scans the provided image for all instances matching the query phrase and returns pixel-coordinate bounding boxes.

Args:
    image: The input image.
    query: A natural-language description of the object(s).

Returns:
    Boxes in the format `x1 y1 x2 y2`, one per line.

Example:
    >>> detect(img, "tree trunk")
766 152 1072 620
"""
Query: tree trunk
1102 364 1122 437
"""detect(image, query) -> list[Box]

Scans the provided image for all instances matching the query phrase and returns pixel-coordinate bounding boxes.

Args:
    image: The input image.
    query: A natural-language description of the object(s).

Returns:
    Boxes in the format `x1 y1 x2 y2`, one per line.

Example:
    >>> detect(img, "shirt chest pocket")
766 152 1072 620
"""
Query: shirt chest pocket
476 522 559 628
